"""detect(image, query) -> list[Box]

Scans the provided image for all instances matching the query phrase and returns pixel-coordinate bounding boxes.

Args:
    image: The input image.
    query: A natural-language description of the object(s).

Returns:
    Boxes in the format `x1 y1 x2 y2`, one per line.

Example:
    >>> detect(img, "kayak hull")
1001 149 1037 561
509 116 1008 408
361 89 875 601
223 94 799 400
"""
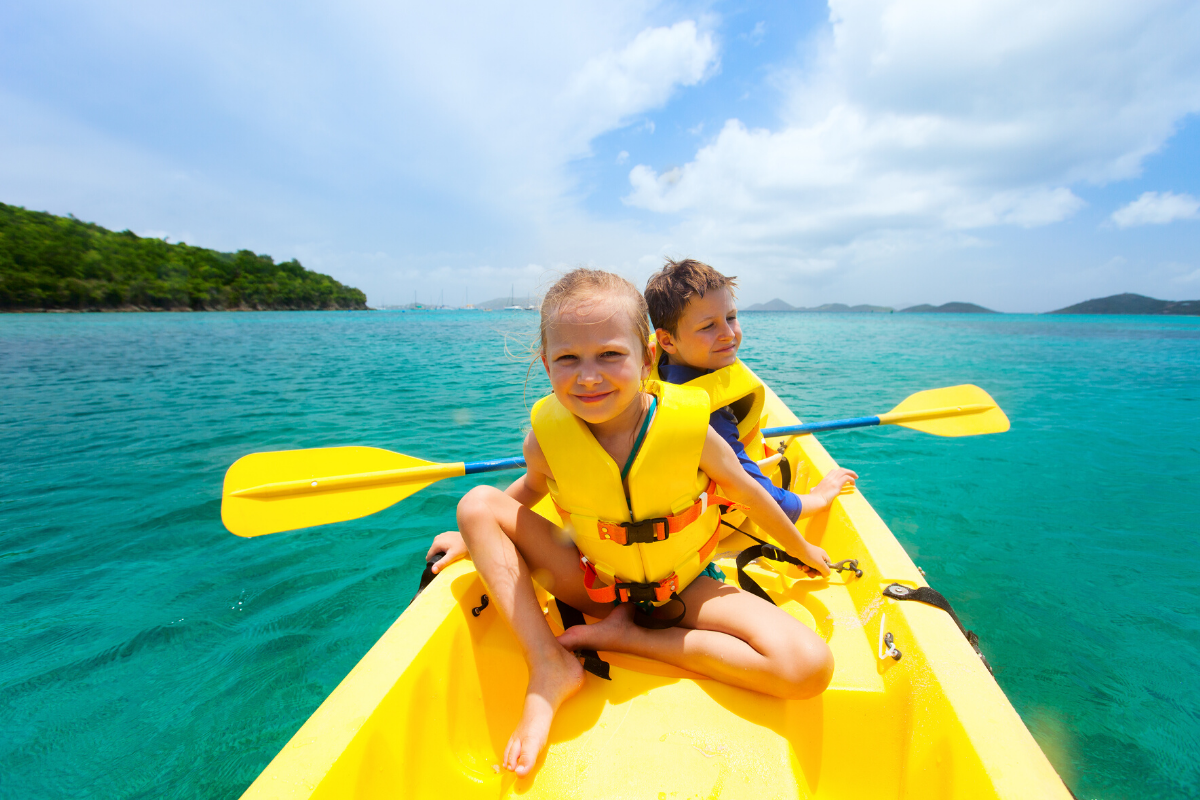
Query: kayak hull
241 381 1070 799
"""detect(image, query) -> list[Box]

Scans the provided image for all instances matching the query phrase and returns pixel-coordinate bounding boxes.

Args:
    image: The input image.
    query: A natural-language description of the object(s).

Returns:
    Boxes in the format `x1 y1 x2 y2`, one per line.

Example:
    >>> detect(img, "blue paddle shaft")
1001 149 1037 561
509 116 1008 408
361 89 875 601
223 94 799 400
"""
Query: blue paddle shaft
463 456 527 475
762 416 881 437
460 417 881 474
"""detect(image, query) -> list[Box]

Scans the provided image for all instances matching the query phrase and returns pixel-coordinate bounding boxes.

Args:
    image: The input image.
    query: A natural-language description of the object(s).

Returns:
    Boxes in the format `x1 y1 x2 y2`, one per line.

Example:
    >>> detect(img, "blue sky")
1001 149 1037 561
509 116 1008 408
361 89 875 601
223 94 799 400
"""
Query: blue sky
2 0 1198 311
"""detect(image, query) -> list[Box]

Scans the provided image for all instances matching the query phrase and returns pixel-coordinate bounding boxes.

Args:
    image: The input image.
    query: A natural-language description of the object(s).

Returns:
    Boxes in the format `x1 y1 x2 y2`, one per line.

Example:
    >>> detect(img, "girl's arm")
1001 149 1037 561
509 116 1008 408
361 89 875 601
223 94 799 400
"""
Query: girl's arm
699 428 855 576
504 430 551 506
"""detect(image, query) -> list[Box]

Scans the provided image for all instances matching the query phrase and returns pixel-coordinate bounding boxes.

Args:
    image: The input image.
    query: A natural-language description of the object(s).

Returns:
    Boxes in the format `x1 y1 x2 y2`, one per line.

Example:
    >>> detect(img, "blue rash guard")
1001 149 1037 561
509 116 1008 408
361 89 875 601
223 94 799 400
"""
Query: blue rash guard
659 362 802 523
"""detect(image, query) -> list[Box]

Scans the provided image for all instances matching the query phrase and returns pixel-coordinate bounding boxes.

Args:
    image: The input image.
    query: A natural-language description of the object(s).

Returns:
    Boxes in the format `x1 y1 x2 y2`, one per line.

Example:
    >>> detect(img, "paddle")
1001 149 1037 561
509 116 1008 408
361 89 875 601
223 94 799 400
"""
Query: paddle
222 449 524 538
761 384 1009 439
222 384 1006 537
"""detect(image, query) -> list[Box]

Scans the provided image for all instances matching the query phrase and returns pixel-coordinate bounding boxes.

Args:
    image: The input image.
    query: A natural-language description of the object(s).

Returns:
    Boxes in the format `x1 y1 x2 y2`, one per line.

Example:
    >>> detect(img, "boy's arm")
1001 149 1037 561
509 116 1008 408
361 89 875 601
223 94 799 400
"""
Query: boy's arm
700 428 855 576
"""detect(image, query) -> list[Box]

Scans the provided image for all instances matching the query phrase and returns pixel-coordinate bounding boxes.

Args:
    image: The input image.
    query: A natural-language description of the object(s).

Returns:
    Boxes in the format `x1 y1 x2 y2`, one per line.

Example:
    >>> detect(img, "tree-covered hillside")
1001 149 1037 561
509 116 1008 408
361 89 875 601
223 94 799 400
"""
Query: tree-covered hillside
0 202 367 311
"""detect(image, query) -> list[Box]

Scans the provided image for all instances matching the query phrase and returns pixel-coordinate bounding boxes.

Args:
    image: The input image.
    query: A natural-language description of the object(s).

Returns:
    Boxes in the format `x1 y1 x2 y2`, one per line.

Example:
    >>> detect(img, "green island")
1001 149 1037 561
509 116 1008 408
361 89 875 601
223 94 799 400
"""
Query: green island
0 202 367 311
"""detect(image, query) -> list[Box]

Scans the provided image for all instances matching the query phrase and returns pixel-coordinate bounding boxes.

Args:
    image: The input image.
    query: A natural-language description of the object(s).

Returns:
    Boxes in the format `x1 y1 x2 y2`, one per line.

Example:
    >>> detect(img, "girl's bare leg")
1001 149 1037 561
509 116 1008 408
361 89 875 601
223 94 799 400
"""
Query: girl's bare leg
455 485 608 775
556 577 834 699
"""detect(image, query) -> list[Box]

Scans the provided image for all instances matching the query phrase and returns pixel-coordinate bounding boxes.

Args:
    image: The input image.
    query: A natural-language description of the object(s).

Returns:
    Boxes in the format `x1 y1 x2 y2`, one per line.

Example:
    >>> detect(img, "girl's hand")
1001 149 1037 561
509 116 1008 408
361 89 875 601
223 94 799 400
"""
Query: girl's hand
426 530 468 574
812 468 858 507
798 542 832 578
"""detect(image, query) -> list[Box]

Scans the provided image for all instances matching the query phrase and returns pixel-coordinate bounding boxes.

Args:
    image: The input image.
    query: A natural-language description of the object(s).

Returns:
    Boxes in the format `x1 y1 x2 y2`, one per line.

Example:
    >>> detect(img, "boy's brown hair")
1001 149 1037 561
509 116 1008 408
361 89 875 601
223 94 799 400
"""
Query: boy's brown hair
643 258 738 333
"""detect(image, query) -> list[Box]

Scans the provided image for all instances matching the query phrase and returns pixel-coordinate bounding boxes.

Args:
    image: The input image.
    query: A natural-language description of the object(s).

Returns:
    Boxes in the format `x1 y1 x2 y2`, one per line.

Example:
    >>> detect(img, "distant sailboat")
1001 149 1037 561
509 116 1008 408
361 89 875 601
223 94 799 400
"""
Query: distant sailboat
504 283 521 311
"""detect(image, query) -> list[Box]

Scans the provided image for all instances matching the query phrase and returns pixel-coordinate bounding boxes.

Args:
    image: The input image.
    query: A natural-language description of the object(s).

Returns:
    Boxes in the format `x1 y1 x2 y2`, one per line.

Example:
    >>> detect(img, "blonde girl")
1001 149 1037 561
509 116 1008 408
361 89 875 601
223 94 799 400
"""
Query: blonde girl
452 269 855 776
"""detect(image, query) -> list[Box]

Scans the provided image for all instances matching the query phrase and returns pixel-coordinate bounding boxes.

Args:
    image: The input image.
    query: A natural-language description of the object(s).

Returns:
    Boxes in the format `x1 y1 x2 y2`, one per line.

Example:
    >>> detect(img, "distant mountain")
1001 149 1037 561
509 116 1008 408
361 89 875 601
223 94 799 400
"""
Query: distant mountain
1049 293 1200 315
476 295 539 310
900 302 997 314
743 298 893 313
743 298 799 311
811 303 894 313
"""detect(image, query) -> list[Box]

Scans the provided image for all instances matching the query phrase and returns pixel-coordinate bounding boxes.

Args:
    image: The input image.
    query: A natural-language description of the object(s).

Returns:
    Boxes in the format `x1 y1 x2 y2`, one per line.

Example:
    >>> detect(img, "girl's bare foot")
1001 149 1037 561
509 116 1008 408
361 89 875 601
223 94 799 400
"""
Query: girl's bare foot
556 601 637 653
503 645 585 776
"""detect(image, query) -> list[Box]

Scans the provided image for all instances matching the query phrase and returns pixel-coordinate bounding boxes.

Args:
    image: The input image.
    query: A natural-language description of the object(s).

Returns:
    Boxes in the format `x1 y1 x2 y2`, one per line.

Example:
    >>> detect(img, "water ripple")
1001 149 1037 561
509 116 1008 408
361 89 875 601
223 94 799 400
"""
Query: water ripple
1 310 1197 799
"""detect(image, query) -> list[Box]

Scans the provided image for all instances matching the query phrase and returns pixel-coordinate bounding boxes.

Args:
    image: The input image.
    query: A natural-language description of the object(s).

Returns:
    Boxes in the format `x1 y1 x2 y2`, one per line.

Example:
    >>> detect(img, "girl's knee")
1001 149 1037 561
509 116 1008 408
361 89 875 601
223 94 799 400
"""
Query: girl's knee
456 485 505 529
758 630 833 699
778 638 834 699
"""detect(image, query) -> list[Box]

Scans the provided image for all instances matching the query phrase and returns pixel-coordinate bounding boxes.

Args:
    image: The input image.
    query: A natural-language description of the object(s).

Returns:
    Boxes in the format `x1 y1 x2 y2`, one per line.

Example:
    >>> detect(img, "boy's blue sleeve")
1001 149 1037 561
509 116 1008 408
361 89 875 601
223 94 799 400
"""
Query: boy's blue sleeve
711 408 802 523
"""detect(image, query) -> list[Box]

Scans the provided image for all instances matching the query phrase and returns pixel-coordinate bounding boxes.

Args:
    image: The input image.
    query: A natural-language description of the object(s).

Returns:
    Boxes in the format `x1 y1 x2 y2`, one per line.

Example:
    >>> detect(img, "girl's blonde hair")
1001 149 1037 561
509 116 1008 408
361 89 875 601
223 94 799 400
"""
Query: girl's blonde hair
538 269 652 361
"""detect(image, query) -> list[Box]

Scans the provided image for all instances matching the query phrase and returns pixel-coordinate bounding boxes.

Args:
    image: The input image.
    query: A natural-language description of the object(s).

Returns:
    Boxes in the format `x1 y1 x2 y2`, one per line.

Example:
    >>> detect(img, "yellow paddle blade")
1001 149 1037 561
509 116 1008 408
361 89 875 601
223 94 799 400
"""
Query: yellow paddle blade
877 385 1010 437
221 446 464 537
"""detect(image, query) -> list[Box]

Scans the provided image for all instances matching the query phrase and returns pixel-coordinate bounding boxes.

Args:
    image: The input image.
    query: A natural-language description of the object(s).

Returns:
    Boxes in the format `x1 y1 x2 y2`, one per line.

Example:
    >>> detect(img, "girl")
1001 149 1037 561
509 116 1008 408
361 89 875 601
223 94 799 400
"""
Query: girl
453 269 856 776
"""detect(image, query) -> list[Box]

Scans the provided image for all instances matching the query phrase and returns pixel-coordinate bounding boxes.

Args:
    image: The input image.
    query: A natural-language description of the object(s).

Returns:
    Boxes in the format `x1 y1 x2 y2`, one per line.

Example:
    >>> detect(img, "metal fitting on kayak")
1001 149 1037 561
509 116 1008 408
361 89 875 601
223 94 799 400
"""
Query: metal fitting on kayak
472 594 489 617
829 559 863 578
878 613 902 661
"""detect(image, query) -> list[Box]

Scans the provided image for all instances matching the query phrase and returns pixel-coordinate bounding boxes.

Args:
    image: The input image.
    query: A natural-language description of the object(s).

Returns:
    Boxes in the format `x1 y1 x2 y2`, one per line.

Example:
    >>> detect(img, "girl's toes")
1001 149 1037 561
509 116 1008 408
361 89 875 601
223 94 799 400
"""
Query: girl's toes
515 742 537 776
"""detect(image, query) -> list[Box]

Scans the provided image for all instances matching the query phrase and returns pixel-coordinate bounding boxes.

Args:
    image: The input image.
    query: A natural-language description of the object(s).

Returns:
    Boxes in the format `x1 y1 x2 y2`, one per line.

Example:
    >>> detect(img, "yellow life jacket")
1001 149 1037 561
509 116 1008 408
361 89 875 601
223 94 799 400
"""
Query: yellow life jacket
653 357 768 460
531 380 730 605
649 357 776 535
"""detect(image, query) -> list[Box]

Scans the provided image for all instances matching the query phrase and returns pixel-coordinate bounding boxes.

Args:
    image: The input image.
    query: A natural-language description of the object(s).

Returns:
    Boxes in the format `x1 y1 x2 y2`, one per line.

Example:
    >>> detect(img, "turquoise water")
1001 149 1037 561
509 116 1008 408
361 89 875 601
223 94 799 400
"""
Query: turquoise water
1 310 1197 799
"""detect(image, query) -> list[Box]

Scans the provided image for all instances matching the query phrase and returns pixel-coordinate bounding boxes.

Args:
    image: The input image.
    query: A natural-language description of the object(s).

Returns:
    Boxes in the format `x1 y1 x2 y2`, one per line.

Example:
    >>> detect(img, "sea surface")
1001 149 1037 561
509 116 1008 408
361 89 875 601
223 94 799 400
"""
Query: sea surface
2 309 1197 799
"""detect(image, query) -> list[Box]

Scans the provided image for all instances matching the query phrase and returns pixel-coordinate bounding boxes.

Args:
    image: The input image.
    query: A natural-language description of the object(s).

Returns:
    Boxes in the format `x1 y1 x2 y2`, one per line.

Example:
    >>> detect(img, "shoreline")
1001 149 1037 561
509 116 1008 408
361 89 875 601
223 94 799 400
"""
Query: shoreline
1 305 371 314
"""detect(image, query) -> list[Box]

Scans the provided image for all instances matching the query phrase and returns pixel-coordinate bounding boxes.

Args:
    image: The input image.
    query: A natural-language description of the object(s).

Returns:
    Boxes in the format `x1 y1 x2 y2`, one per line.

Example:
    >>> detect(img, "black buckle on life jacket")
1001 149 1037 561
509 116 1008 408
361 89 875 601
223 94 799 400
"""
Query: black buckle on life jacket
614 581 660 603
614 573 678 604
598 517 669 545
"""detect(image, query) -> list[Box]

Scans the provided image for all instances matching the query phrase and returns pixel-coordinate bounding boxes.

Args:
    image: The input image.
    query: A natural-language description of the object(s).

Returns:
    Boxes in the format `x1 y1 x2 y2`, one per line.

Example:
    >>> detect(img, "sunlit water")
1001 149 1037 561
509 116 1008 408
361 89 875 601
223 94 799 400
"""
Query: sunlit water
2 310 1197 799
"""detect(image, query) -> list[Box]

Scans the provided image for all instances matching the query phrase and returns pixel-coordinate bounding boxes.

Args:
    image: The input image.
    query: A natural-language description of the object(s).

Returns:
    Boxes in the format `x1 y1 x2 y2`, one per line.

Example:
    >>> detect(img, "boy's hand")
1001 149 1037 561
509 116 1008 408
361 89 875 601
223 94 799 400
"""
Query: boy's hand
811 468 858 508
426 530 468 574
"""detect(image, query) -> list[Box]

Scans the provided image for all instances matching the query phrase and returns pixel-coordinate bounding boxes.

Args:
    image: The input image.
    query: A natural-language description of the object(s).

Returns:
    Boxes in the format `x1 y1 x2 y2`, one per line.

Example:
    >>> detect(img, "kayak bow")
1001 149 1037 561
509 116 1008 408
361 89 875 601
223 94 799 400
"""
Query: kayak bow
236 376 1067 799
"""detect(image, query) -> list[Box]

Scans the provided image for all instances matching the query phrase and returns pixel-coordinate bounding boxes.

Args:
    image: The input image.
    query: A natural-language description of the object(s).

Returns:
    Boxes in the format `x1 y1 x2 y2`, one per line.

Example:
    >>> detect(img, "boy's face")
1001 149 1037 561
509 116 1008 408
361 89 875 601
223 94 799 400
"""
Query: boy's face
656 286 742 371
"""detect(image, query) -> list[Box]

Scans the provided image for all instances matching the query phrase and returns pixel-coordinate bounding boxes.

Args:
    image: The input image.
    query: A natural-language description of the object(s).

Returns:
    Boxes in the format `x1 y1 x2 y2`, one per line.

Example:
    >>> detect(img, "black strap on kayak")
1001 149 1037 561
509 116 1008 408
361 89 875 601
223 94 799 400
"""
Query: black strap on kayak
735 538 805 605
725 523 861 605
882 583 993 675
777 454 792 492
410 553 445 604
555 599 611 681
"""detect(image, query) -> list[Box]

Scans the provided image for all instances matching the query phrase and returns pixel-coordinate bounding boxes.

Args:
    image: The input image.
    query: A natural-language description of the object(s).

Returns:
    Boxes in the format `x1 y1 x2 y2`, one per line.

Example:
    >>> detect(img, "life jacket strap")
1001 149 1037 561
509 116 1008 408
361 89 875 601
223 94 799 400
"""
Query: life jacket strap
587 483 746 546
579 528 722 605
739 423 762 447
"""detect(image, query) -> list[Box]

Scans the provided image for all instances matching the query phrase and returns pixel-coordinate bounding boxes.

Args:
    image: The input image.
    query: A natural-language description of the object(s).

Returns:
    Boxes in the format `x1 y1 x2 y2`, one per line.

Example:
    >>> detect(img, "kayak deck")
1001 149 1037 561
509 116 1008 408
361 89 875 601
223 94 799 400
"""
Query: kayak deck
241 384 1069 799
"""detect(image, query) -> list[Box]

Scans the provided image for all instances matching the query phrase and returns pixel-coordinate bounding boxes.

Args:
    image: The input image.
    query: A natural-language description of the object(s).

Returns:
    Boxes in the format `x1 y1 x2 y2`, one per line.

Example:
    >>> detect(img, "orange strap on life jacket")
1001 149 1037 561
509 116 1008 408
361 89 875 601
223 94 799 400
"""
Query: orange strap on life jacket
557 482 745 547
579 527 723 605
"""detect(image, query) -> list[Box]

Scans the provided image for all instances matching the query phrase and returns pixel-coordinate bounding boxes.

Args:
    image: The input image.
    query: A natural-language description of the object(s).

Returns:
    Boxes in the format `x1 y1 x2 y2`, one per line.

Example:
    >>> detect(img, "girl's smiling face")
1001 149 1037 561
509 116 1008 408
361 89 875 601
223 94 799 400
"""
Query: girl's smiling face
542 297 652 426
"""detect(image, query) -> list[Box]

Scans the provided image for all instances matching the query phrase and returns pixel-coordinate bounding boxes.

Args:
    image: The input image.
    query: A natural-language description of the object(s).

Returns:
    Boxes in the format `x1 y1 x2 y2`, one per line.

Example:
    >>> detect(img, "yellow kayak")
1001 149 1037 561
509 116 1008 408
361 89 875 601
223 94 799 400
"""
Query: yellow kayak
239 383 1071 800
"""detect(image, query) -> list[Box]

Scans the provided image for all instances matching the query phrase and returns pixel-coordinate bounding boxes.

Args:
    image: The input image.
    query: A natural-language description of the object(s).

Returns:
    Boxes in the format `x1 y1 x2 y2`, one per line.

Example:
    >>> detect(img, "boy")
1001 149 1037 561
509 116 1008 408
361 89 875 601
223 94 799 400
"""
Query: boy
644 258 805 522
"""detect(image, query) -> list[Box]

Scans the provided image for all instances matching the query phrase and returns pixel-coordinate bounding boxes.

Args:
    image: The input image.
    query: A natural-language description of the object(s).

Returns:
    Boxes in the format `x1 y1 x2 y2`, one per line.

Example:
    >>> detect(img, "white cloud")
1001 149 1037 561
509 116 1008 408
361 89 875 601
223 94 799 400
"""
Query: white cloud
4 1 1199 310
1173 267 1200 285
0 2 720 304
561 21 716 153
744 21 766 47
625 1 1200 268
1111 191 1200 227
